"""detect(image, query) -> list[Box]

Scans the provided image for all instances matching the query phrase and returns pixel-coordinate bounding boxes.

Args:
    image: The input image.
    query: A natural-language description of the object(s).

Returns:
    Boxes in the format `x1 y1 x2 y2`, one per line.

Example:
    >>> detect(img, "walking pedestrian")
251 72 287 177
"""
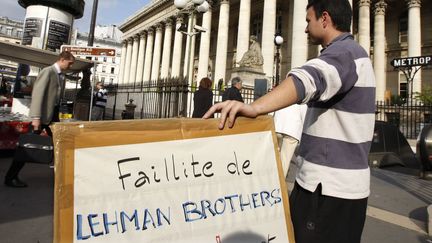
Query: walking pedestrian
4 51 75 188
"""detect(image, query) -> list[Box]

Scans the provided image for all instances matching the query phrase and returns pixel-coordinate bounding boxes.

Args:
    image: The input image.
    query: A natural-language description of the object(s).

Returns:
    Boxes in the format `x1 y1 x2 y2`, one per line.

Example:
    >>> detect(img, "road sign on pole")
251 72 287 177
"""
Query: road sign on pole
391 55 432 68
61 45 116 57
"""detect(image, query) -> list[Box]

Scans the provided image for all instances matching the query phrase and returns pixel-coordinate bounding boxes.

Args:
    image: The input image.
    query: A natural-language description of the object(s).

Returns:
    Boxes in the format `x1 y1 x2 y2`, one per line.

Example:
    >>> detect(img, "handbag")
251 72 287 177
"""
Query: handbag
14 132 54 164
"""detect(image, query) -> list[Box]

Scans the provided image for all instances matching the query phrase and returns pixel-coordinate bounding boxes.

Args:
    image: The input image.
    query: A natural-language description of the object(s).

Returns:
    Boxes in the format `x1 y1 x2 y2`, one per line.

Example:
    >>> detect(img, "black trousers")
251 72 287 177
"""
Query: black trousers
5 107 58 181
289 182 368 243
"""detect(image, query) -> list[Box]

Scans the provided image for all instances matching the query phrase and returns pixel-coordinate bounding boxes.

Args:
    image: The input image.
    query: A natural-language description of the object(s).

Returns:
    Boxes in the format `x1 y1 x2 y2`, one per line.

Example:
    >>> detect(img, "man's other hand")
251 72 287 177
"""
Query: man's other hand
203 100 258 129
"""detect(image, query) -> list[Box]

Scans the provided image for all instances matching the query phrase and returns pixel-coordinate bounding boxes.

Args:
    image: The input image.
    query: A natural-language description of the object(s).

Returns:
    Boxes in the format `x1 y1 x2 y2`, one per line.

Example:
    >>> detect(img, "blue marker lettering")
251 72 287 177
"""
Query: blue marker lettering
182 201 203 222
120 210 139 233
103 212 119 235
88 214 103 237
76 214 91 240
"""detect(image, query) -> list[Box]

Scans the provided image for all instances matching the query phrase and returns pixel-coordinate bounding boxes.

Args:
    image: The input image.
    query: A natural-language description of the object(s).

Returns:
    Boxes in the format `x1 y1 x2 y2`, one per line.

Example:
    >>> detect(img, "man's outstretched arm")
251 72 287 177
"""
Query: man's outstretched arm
203 76 300 129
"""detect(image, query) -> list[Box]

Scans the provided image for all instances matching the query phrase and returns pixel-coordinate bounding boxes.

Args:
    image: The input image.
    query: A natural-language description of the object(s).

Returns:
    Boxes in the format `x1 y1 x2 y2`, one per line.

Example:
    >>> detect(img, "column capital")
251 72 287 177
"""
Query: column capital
406 0 421 8
139 30 147 38
164 17 173 27
358 0 371 7
220 0 229 5
146 28 155 36
133 34 140 41
374 0 387 15
154 23 163 32
174 14 184 24
127 37 134 43
122 39 128 45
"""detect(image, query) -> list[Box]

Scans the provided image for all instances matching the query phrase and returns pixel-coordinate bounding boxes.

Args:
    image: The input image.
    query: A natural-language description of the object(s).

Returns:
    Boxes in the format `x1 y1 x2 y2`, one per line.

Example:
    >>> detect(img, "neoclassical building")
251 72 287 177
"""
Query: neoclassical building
118 0 431 101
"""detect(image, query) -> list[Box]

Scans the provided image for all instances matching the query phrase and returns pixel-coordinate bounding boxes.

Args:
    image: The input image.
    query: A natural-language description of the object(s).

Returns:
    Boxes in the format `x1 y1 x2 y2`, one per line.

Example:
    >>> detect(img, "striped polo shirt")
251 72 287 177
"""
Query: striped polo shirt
289 33 376 199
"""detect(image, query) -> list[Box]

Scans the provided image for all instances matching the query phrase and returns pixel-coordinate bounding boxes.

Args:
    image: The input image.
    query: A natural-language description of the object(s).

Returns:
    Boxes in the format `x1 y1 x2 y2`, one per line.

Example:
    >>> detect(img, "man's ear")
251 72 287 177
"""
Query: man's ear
321 11 331 28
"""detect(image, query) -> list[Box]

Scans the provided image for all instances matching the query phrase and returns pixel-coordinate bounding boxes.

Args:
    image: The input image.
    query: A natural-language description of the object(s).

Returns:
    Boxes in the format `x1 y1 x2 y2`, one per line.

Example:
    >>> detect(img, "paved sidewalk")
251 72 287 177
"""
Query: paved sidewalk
1 150 432 243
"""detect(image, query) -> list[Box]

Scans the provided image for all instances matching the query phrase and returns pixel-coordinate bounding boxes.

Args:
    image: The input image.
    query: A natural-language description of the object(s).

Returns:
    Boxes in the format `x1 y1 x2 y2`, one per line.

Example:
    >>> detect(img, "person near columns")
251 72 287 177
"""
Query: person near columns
222 77 244 102
192 77 214 118
204 0 376 242
91 81 108 121
4 51 75 188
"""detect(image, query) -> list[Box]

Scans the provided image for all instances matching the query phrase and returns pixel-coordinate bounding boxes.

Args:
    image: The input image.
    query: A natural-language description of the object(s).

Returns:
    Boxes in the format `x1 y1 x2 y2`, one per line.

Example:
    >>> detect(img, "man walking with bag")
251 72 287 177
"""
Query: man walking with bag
4 51 75 188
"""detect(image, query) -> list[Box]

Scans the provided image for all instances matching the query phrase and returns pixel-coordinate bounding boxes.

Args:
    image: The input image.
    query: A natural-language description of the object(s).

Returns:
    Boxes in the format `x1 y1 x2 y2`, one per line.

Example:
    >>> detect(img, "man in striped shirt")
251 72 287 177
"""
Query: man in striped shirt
204 0 375 242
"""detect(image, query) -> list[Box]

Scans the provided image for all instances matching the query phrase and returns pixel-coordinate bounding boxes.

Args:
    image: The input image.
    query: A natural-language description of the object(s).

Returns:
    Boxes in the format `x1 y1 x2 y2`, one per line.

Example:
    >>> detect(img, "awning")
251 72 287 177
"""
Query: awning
0 40 94 72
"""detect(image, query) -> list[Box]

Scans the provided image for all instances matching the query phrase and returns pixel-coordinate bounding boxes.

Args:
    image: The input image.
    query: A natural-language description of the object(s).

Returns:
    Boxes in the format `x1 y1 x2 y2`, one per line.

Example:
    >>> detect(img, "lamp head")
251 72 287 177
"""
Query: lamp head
196 1 209 13
274 35 284 46
192 0 205 5
174 0 188 9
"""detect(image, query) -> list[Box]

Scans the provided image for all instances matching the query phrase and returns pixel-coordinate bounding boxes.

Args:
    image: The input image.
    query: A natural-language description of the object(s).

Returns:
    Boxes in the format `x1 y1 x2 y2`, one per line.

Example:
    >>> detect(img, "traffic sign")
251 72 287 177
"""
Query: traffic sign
61 45 116 57
391 55 432 68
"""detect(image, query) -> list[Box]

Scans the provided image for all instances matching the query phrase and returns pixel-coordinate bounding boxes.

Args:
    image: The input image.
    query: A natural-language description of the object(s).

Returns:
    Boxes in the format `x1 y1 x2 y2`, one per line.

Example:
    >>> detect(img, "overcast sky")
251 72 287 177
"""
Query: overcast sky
1 0 151 33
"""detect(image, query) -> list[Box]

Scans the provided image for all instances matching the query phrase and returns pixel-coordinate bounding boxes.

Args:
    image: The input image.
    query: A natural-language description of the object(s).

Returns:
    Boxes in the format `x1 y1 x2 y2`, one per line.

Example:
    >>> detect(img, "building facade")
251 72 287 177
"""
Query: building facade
118 0 432 101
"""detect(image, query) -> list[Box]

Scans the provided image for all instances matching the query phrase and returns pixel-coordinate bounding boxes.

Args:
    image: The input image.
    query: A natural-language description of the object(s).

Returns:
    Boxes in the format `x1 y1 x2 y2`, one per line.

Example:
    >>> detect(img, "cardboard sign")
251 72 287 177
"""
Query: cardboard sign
51 116 295 243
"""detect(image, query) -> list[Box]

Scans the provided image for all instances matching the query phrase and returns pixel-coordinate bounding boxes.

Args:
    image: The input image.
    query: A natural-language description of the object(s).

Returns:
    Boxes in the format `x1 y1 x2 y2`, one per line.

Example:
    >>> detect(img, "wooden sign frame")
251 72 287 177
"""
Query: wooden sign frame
52 116 295 242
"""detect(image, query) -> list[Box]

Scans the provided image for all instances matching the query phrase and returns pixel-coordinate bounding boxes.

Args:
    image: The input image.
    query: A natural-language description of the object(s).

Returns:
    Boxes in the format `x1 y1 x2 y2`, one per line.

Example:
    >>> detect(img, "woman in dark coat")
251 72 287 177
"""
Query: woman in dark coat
192 77 214 118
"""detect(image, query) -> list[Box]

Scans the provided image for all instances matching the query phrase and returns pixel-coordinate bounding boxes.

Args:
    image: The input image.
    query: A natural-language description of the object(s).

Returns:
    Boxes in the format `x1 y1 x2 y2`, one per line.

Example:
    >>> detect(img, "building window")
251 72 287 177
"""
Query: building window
101 77 105 83
110 67 115 74
102 66 106 73
110 78 114 84
103 57 107 62
399 12 408 44
112 57 116 63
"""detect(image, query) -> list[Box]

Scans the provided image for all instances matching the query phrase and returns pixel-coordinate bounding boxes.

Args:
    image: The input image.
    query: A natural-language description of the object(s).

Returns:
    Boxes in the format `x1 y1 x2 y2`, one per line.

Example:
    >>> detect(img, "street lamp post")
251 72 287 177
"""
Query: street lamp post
174 0 209 116
174 0 209 85
274 34 284 86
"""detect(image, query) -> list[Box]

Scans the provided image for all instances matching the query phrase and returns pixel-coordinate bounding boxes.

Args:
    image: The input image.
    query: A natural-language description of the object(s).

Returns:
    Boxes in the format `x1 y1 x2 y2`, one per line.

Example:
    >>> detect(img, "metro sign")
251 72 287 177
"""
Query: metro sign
61 45 116 57
391 55 432 68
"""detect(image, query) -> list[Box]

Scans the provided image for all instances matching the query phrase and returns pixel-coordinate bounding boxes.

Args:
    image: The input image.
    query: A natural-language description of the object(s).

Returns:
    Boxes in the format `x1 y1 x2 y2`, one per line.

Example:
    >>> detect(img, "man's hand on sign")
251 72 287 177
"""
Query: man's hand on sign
203 100 258 129
204 76 300 130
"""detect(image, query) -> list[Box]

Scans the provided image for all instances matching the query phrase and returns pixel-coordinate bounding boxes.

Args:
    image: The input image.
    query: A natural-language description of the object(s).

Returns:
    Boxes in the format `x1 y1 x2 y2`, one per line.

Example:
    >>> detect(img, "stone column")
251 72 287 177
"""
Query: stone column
358 0 371 55
214 0 230 84
197 8 213 82
171 16 184 78
118 40 127 84
135 31 147 84
142 28 154 82
290 0 308 68
407 0 422 94
123 37 134 84
235 0 251 66
183 14 197 85
129 34 140 84
160 19 173 79
373 0 387 101
261 0 276 79
151 24 163 81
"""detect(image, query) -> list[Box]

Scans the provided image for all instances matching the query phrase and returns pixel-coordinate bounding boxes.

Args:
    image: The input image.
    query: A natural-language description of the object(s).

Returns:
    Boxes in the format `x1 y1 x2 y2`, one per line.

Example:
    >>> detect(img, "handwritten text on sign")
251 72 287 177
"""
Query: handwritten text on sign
73 131 289 243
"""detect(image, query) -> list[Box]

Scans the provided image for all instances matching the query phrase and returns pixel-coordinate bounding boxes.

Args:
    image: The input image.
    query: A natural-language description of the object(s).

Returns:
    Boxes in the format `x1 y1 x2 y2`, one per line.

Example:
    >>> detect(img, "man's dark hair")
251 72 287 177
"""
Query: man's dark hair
58 51 75 61
307 0 352 32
